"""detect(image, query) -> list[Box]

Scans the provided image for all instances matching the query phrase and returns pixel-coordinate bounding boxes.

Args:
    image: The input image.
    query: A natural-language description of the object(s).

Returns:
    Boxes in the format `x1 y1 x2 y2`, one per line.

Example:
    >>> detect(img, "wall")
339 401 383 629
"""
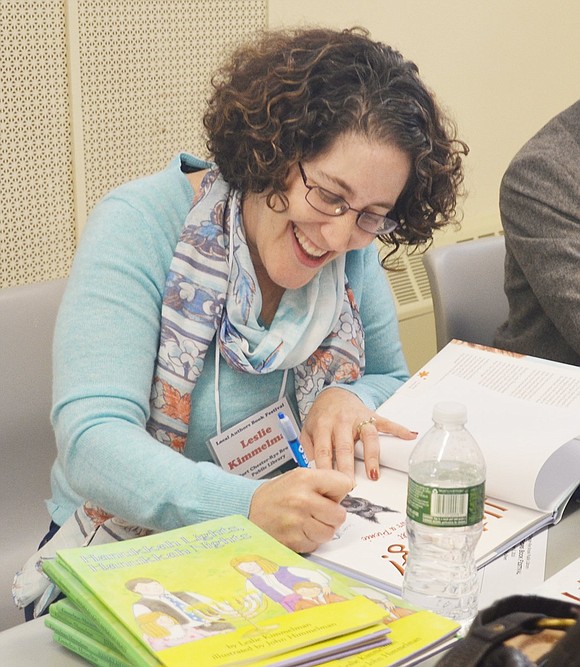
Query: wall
2 1 579 368
1 0 267 289
269 0 580 370
269 0 580 236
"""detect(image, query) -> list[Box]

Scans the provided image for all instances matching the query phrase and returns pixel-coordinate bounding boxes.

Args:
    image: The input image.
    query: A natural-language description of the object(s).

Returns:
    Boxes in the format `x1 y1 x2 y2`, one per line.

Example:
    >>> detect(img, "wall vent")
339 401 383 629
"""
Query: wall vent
386 228 505 321
385 228 504 372
1 0 267 289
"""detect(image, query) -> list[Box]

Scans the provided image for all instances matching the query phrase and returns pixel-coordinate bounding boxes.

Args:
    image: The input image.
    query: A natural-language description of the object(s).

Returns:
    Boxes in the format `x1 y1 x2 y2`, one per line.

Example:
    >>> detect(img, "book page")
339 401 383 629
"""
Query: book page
310 461 551 595
372 341 580 512
535 556 580 603
478 530 548 609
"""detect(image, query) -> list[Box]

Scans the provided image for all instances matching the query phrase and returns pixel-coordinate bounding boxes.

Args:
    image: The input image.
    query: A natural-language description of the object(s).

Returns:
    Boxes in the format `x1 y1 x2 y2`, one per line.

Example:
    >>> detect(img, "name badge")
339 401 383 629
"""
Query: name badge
206 397 299 479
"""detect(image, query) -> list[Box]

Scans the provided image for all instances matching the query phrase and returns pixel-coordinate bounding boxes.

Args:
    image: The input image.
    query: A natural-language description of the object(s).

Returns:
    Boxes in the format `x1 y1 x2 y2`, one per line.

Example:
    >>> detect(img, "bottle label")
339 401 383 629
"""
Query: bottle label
406 479 485 527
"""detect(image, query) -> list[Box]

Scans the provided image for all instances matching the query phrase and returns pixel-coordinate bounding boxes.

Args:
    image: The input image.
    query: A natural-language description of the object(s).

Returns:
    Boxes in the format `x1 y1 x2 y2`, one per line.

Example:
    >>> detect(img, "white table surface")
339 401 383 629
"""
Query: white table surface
2 499 579 665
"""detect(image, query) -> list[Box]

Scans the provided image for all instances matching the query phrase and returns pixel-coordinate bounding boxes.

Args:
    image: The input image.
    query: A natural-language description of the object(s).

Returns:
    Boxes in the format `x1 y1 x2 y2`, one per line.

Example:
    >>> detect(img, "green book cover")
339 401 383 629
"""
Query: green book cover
48 602 393 667
43 558 161 667
45 614 133 667
49 598 124 655
42 515 391 667
46 562 460 667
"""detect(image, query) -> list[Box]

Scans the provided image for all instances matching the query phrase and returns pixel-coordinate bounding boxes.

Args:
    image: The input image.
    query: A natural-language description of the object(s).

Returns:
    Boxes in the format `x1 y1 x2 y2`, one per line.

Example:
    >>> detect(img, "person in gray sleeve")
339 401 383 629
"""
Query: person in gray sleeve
494 100 580 365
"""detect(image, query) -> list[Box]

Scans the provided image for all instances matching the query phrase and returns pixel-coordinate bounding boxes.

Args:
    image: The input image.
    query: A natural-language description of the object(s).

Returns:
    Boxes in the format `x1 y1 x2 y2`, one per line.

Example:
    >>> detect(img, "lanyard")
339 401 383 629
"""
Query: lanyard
212 214 288 435
213 336 288 435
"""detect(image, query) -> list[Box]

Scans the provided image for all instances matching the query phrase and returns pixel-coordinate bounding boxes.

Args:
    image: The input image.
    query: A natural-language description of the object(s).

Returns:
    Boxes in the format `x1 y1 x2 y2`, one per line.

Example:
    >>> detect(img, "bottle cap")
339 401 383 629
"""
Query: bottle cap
432 401 467 425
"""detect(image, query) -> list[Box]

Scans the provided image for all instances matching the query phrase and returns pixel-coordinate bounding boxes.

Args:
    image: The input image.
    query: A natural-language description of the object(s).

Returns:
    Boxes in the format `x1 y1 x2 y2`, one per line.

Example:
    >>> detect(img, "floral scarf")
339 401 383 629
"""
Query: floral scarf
147 166 366 451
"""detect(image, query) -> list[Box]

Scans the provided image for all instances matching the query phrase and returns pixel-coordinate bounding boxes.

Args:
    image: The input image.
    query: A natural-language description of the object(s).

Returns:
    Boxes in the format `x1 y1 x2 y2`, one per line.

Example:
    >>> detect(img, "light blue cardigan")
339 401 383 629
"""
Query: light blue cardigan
48 154 409 531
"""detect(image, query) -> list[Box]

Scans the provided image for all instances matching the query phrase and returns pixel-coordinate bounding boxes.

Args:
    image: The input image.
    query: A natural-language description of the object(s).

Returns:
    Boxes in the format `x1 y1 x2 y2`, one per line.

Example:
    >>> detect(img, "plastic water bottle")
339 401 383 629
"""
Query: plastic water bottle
402 401 486 633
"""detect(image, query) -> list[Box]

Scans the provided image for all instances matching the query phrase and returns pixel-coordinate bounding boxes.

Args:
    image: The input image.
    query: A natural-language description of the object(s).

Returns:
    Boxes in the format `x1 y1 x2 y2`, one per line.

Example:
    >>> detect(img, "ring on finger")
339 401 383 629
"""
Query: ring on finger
355 416 376 440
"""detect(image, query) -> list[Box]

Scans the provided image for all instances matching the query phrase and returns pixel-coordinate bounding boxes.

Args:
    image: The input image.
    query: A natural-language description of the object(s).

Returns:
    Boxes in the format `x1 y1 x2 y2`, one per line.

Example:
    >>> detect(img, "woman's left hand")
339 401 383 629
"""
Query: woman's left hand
300 387 417 485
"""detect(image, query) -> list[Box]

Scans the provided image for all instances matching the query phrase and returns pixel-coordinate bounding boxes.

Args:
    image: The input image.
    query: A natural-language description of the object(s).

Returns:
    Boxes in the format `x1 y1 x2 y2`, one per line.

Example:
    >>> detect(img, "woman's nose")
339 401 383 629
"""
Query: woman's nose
321 214 365 253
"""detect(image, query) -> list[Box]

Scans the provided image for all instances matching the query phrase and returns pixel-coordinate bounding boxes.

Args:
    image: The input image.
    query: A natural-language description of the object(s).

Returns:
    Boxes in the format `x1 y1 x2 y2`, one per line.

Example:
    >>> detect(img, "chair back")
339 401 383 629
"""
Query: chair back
0 278 66 630
423 236 508 351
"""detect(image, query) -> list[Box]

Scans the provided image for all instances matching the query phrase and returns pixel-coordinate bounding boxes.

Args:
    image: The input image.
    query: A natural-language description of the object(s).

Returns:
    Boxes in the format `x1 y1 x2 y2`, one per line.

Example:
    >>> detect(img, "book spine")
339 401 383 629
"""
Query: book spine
42 559 159 667
50 600 122 655
45 616 133 667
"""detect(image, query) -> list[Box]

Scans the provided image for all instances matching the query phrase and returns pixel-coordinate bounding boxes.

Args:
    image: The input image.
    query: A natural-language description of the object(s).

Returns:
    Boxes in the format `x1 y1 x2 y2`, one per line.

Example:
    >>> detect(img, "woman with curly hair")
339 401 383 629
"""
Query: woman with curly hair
16 27 467 619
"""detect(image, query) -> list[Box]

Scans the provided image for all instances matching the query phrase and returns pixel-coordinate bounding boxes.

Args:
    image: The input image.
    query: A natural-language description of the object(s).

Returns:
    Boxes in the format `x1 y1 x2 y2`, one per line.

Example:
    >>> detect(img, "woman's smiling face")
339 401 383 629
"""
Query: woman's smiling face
242 132 411 293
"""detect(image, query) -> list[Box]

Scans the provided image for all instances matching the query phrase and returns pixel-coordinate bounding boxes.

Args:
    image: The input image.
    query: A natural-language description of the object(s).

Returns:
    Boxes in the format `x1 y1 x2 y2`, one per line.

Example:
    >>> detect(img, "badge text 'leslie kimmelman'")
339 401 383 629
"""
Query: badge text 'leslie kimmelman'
227 427 284 470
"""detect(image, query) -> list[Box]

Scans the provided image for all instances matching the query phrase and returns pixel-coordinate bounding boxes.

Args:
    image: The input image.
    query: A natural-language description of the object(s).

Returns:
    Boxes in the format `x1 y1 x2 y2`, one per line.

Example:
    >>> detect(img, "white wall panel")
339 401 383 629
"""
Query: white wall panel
1 0 267 288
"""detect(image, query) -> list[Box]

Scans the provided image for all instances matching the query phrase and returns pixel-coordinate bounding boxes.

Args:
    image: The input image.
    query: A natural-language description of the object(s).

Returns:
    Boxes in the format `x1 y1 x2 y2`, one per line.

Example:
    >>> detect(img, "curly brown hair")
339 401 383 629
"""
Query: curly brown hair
204 27 468 259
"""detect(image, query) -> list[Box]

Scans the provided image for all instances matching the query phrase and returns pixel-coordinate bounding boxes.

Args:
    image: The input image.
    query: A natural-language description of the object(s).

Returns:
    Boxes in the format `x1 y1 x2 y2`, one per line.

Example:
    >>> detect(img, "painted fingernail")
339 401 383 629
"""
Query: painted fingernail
370 468 379 481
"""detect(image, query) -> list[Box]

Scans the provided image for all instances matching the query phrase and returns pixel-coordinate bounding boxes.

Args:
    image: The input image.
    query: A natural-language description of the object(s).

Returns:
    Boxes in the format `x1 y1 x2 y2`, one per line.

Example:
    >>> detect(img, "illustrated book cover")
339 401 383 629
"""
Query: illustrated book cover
46 590 459 667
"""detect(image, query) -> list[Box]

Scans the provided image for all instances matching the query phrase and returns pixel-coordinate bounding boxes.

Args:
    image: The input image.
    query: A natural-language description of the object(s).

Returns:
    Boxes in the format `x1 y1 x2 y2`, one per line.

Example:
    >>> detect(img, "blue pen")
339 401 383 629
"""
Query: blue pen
278 412 310 468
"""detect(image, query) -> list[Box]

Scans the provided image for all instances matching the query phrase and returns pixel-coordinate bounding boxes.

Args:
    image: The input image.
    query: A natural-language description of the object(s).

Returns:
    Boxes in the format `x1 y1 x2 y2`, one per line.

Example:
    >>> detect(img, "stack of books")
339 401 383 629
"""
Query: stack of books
42 515 459 667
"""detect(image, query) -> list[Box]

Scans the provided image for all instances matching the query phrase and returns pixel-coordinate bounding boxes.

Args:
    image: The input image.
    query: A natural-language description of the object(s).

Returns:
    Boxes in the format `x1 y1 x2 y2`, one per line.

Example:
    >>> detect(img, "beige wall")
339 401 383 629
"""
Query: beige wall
3 2 578 370
268 0 580 238
269 1 580 371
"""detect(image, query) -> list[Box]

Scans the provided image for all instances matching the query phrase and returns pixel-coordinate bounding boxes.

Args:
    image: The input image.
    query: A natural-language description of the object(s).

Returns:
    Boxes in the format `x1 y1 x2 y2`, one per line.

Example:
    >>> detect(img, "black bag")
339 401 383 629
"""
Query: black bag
436 595 580 666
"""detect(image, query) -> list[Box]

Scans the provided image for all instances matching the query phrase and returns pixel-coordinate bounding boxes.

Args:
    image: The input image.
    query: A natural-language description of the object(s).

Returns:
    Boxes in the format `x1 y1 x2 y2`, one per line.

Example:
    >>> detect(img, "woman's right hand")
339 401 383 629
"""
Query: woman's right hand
248 467 352 553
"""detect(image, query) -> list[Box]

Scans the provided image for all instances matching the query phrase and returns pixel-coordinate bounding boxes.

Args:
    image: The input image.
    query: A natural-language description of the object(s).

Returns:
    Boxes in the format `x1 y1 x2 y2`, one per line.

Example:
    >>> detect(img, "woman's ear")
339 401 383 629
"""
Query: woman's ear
266 191 289 213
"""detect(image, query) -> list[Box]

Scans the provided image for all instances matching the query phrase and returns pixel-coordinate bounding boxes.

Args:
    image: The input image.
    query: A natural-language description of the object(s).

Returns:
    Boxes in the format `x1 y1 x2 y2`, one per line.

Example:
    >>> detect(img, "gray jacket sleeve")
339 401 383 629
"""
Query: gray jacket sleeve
495 101 580 365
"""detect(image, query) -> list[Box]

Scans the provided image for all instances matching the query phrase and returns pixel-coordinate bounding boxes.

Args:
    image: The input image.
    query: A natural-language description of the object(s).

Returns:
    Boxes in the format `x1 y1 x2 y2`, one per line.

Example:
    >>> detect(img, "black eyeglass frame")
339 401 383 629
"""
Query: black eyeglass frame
297 162 399 236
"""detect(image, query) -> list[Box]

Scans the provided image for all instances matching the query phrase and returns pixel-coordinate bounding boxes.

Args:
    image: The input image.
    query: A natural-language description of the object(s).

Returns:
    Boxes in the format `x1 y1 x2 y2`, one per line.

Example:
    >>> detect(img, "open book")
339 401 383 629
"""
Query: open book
42 514 459 667
310 340 580 595
535 555 580 603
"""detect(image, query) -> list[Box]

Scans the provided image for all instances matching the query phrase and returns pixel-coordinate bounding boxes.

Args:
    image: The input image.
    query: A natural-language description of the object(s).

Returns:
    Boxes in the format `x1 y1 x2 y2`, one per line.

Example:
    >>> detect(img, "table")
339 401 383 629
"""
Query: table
2 500 579 665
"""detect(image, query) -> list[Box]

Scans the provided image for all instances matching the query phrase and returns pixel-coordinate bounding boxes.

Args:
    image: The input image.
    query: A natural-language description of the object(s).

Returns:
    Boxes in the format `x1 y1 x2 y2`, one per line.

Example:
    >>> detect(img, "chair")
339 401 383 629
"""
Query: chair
0 278 66 631
423 236 508 351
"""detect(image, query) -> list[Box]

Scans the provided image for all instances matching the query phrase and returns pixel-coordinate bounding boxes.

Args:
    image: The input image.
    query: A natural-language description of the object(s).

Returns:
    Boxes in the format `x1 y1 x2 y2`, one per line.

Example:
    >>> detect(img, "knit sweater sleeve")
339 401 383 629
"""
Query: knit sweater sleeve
326 244 410 408
49 159 260 530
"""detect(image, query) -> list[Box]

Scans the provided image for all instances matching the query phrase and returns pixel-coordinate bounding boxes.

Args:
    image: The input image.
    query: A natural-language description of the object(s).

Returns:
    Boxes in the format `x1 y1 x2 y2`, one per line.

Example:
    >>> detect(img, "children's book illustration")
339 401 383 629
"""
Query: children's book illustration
126 577 237 649
231 554 346 613
341 494 396 523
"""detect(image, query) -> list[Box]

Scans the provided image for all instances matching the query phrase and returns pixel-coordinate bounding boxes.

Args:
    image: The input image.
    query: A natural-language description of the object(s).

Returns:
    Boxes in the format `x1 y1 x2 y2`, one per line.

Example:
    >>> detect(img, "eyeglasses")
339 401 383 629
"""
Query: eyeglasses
298 162 399 236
